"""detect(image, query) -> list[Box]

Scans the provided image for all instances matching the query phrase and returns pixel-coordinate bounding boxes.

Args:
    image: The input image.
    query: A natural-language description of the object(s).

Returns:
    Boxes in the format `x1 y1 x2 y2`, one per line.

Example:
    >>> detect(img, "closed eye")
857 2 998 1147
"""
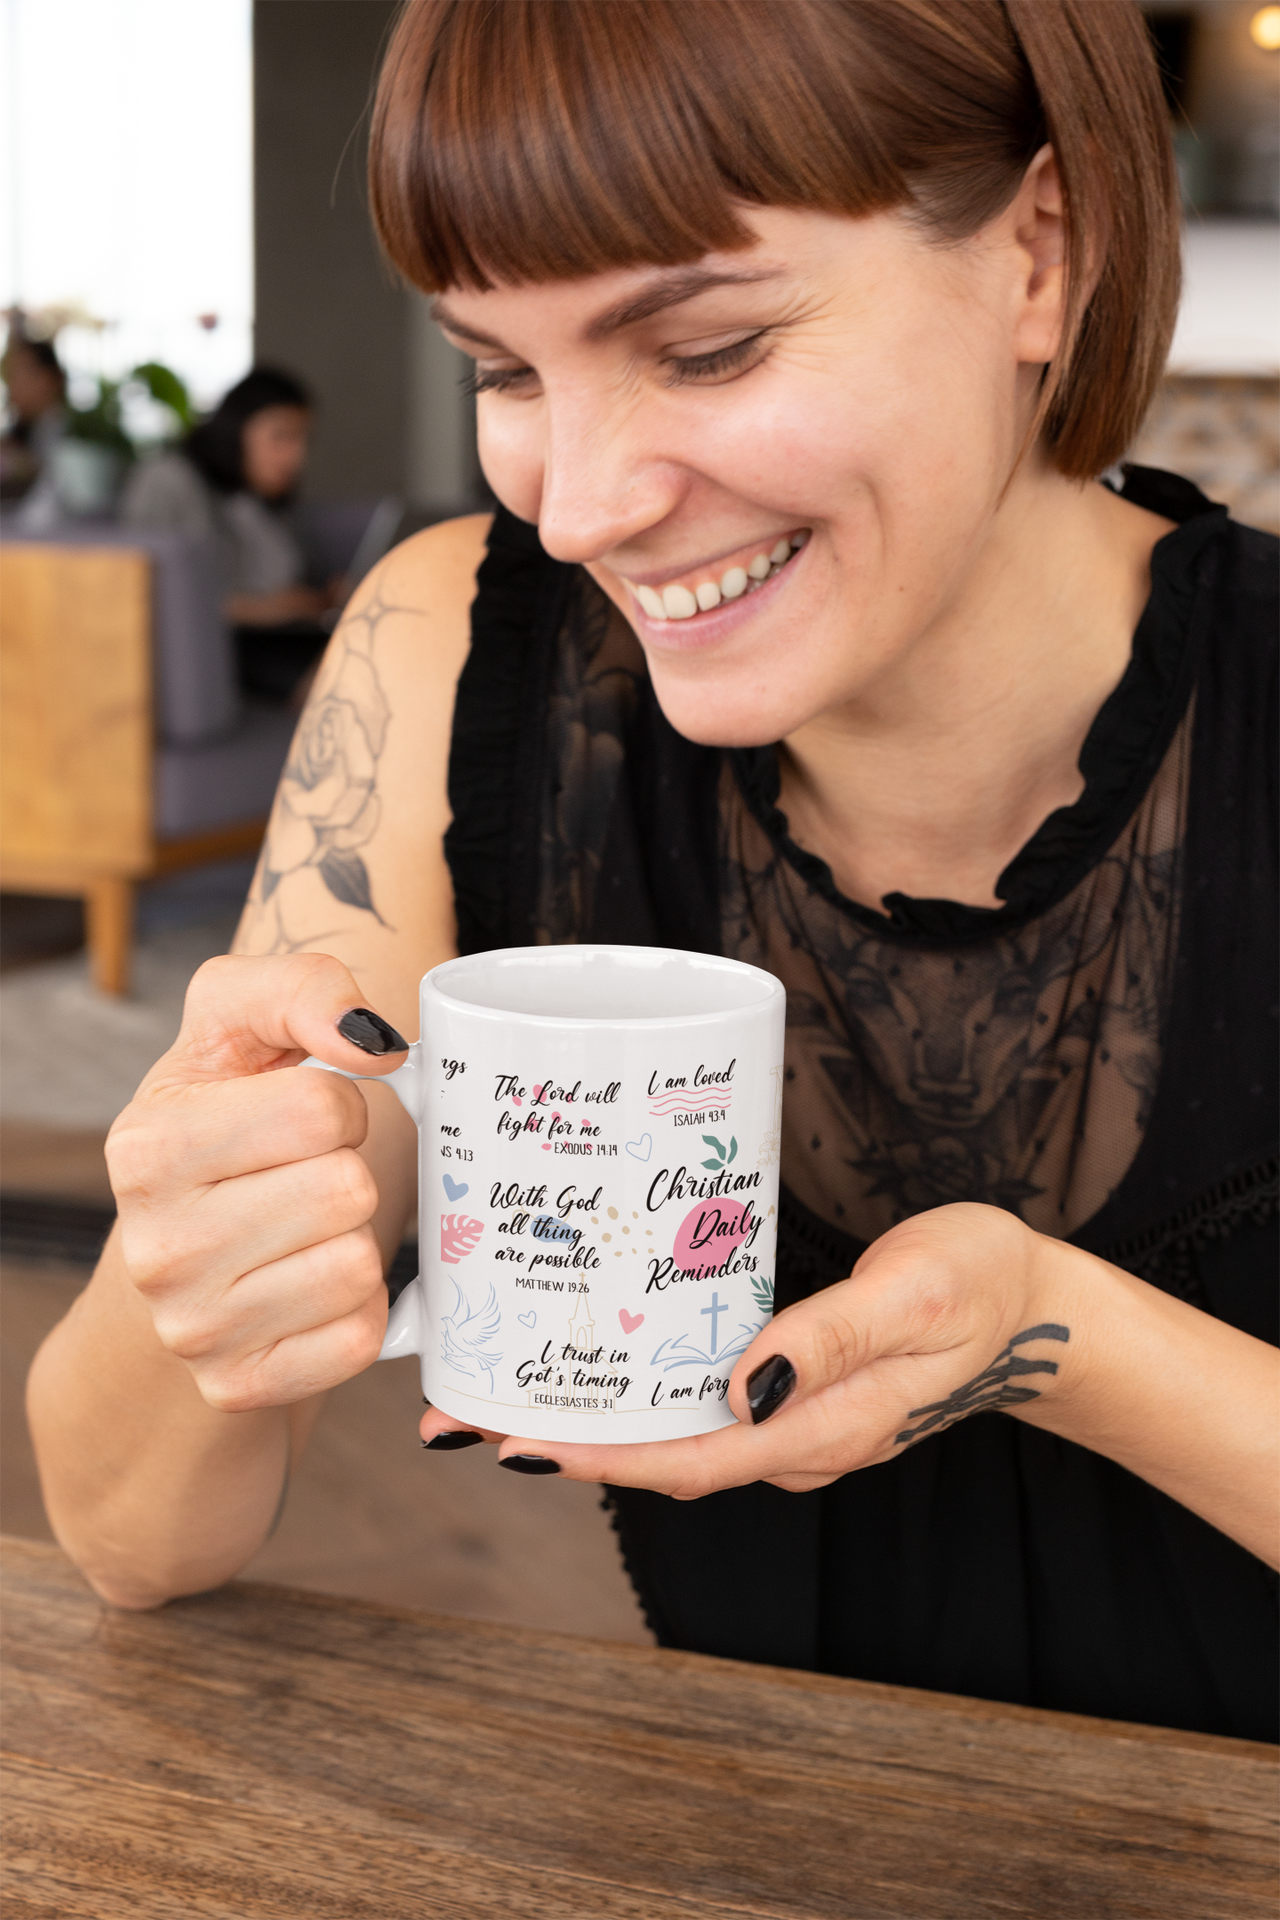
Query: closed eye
663 330 771 386
459 363 536 398
458 326 773 398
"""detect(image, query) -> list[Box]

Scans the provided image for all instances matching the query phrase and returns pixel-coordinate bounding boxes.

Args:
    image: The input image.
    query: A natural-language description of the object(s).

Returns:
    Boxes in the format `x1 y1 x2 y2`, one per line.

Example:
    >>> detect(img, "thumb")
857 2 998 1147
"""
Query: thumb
725 1277 883 1429
725 1206 1035 1430
142 951 410 1090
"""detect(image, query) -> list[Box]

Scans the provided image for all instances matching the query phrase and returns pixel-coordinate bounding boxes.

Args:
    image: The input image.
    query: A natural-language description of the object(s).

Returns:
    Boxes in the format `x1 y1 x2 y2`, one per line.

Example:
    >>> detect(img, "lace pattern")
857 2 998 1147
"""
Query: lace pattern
720 712 1192 1248
533 578 645 945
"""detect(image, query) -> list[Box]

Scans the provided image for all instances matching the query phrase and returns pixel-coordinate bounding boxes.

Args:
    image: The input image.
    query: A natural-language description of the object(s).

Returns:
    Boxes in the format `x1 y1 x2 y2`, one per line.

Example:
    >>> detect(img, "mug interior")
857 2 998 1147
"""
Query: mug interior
432 945 778 1023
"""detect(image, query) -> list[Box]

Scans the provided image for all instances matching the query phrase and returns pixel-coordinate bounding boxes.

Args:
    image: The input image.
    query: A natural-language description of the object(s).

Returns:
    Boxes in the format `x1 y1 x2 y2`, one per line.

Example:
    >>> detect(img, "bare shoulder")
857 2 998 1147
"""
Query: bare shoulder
234 514 494 1022
379 511 492 607
344 511 493 694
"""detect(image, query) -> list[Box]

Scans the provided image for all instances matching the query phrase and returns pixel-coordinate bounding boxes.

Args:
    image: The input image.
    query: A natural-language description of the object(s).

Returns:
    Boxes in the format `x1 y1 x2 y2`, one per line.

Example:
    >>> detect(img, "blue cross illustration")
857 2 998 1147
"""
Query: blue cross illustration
700 1291 727 1355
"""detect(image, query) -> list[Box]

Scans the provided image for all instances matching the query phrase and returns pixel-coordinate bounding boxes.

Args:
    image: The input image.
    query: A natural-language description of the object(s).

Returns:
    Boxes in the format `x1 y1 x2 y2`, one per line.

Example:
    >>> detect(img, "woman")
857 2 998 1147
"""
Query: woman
29 0 1276 1743
122 366 339 699
0 328 67 507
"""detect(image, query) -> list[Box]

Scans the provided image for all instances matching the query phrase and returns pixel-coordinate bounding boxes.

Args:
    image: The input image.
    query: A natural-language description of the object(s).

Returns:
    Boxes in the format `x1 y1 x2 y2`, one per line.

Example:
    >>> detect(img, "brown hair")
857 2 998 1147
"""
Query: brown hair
370 0 1179 478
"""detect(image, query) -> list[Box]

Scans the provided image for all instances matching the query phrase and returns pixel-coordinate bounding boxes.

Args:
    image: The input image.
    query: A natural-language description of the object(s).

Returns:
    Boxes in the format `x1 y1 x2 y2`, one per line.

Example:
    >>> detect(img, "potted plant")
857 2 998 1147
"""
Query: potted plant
54 362 193 515
54 375 133 514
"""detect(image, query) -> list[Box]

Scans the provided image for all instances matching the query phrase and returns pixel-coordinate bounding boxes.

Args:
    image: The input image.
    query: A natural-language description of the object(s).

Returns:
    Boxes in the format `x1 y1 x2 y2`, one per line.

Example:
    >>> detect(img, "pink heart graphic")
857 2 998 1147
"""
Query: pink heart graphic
618 1308 644 1335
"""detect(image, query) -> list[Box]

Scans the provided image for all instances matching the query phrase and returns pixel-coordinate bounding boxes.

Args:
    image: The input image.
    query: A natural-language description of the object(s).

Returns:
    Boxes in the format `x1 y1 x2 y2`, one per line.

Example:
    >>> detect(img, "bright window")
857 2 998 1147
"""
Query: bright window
1 0 252 408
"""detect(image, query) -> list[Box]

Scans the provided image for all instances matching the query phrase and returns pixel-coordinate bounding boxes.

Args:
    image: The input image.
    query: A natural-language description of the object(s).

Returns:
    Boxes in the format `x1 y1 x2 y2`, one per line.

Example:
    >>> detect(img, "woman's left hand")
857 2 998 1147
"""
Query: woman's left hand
420 1199 1279 1568
422 1203 1071 1497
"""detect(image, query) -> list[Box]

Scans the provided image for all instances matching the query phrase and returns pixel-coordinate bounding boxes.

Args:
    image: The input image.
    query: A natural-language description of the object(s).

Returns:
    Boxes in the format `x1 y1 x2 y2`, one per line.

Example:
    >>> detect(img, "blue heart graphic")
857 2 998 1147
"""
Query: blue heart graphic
442 1174 469 1201
518 1310 537 1329
625 1134 653 1162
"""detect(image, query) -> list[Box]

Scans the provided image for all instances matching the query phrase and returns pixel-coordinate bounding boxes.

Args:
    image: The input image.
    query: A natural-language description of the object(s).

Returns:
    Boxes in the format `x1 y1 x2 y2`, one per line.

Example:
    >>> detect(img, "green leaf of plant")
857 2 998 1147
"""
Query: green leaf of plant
131 359 195 428
702 1135 725 1157
727 1136 738 1163
64 375 133 456
700 1158 723 1171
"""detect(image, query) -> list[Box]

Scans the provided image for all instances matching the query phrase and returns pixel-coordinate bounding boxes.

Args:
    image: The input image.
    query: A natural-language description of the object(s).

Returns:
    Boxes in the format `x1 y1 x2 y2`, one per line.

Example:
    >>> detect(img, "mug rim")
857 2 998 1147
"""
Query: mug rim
424 943 784 1030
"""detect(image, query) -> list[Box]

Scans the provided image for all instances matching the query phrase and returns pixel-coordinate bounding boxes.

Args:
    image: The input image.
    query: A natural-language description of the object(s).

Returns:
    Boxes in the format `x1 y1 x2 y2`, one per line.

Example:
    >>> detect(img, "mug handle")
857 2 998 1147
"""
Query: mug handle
303 1045 426 1363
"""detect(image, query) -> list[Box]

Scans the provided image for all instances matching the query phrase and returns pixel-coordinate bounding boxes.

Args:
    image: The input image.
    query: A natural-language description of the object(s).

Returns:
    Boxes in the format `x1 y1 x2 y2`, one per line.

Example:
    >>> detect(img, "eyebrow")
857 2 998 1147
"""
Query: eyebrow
582 267 783 341
431 267 783 354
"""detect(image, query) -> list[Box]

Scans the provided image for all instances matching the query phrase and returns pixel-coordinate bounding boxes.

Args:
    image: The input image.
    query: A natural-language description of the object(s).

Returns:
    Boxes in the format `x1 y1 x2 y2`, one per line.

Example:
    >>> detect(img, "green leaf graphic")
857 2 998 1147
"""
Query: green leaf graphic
750 1273 775 1315
727 1135 738 1163
702 1135 725 1157
700 1158 722 1171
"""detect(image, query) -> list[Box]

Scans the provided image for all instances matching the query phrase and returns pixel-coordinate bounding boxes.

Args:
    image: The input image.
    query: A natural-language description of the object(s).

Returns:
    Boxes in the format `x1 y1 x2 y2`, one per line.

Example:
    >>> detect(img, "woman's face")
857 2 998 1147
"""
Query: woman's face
4 343 64 422
242 404 310 499
435 189 1063 748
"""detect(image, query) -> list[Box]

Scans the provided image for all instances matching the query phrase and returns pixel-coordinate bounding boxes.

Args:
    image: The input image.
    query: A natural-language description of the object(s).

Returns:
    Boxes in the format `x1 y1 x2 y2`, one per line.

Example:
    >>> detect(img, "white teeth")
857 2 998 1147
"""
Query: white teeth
630 532 808 621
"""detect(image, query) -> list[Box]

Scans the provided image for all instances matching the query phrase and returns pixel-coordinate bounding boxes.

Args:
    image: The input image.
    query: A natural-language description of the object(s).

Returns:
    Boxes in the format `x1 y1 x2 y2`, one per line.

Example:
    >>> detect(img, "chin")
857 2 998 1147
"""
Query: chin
645 665 804 750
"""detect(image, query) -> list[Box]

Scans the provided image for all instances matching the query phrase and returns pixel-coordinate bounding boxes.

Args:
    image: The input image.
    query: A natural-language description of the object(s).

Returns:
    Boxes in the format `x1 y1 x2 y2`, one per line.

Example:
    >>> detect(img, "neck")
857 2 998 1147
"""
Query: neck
778 468 1175 912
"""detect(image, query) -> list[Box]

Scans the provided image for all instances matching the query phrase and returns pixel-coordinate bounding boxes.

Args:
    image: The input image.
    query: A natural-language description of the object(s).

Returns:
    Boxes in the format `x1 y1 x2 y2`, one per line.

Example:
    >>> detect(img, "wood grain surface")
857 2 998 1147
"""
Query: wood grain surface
0 546 152 875
2 1537 1276 1919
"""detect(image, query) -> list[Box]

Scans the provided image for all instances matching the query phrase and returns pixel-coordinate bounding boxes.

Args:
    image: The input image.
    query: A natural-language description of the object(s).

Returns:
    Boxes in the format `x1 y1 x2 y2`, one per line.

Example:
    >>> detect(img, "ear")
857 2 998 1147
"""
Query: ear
1008 145 1068 369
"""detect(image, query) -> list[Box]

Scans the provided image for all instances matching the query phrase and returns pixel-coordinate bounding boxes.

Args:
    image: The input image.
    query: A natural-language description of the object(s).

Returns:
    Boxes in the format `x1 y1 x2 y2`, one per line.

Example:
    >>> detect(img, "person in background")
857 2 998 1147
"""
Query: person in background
122 366 345 702
0 327 67 505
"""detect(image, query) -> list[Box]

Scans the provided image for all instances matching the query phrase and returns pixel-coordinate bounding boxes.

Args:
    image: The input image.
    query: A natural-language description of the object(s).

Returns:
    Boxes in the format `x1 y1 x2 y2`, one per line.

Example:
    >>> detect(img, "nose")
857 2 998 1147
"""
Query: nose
533 389 686 567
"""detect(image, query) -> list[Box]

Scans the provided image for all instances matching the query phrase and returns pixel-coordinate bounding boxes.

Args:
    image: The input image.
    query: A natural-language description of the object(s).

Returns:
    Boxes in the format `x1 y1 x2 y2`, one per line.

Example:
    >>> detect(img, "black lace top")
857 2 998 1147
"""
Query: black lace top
445 467 1278 1741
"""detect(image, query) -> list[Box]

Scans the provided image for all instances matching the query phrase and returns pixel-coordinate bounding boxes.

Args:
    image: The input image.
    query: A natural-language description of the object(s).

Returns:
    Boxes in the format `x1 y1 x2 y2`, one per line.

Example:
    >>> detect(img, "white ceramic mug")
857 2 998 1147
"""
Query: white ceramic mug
313 944 786 1443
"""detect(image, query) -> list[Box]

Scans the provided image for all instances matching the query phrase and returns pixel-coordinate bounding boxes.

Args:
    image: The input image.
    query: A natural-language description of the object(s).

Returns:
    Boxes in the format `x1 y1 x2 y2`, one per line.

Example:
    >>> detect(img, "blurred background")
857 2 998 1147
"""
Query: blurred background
0 0 1275 1637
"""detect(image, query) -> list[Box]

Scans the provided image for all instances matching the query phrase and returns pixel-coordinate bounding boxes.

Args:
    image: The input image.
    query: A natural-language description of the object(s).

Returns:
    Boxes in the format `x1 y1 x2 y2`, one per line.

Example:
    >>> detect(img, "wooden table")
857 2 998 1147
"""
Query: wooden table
3 1538 1275 1918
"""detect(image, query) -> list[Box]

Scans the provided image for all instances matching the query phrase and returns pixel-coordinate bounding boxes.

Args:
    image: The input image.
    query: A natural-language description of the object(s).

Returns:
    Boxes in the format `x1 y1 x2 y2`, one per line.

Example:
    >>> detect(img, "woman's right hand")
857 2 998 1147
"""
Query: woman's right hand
104 952 408 1414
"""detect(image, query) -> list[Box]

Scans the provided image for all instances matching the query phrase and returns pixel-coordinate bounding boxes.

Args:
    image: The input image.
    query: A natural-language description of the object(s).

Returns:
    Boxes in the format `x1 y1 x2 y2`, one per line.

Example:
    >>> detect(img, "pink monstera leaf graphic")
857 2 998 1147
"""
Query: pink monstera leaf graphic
440 1214 485 1264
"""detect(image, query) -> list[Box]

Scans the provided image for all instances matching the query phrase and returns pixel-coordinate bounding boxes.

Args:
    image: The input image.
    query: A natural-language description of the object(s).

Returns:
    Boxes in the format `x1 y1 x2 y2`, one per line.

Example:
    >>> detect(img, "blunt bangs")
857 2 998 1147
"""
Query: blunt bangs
370 0 1181 478
369 0 1036 294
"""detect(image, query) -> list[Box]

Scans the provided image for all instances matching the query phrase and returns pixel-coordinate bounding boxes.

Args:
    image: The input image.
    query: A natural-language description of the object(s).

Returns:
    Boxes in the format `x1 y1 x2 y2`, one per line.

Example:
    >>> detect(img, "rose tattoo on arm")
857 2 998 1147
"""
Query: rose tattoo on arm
243 587 406 952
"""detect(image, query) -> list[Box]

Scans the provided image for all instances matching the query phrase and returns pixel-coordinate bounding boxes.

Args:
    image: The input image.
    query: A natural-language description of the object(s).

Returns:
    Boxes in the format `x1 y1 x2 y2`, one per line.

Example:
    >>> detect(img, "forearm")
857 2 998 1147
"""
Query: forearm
27 1088 415 1610
26 1226 304 1609
1017 1240 1279 1567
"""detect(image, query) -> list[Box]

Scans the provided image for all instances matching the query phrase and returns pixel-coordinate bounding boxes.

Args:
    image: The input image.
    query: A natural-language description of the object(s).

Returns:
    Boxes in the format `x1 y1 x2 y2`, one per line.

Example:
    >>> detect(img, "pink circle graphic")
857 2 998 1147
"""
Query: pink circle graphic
673 1198 754 1275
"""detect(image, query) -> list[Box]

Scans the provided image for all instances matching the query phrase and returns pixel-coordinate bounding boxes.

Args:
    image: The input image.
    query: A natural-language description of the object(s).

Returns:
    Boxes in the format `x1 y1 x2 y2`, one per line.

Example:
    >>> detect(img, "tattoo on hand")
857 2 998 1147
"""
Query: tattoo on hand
894 1323 1070 1448
242 585 407 952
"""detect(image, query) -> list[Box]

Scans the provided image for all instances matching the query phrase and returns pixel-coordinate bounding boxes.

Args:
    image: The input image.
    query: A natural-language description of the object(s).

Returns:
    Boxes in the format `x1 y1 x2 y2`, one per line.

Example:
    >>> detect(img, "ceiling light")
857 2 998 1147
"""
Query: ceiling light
1250 7 1280 50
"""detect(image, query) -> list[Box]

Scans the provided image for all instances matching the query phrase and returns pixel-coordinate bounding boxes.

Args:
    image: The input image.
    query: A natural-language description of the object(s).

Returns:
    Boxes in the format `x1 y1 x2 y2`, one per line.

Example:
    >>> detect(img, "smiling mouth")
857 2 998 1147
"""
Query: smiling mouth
621 528 810 622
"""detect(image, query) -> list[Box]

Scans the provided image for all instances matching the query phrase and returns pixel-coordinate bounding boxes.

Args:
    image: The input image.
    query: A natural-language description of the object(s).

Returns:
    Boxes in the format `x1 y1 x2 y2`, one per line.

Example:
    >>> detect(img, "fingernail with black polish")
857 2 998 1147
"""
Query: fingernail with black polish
499 1454 561 1476
747 1354 796 1425
422 1431 484 1451
338 1007 409 1055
